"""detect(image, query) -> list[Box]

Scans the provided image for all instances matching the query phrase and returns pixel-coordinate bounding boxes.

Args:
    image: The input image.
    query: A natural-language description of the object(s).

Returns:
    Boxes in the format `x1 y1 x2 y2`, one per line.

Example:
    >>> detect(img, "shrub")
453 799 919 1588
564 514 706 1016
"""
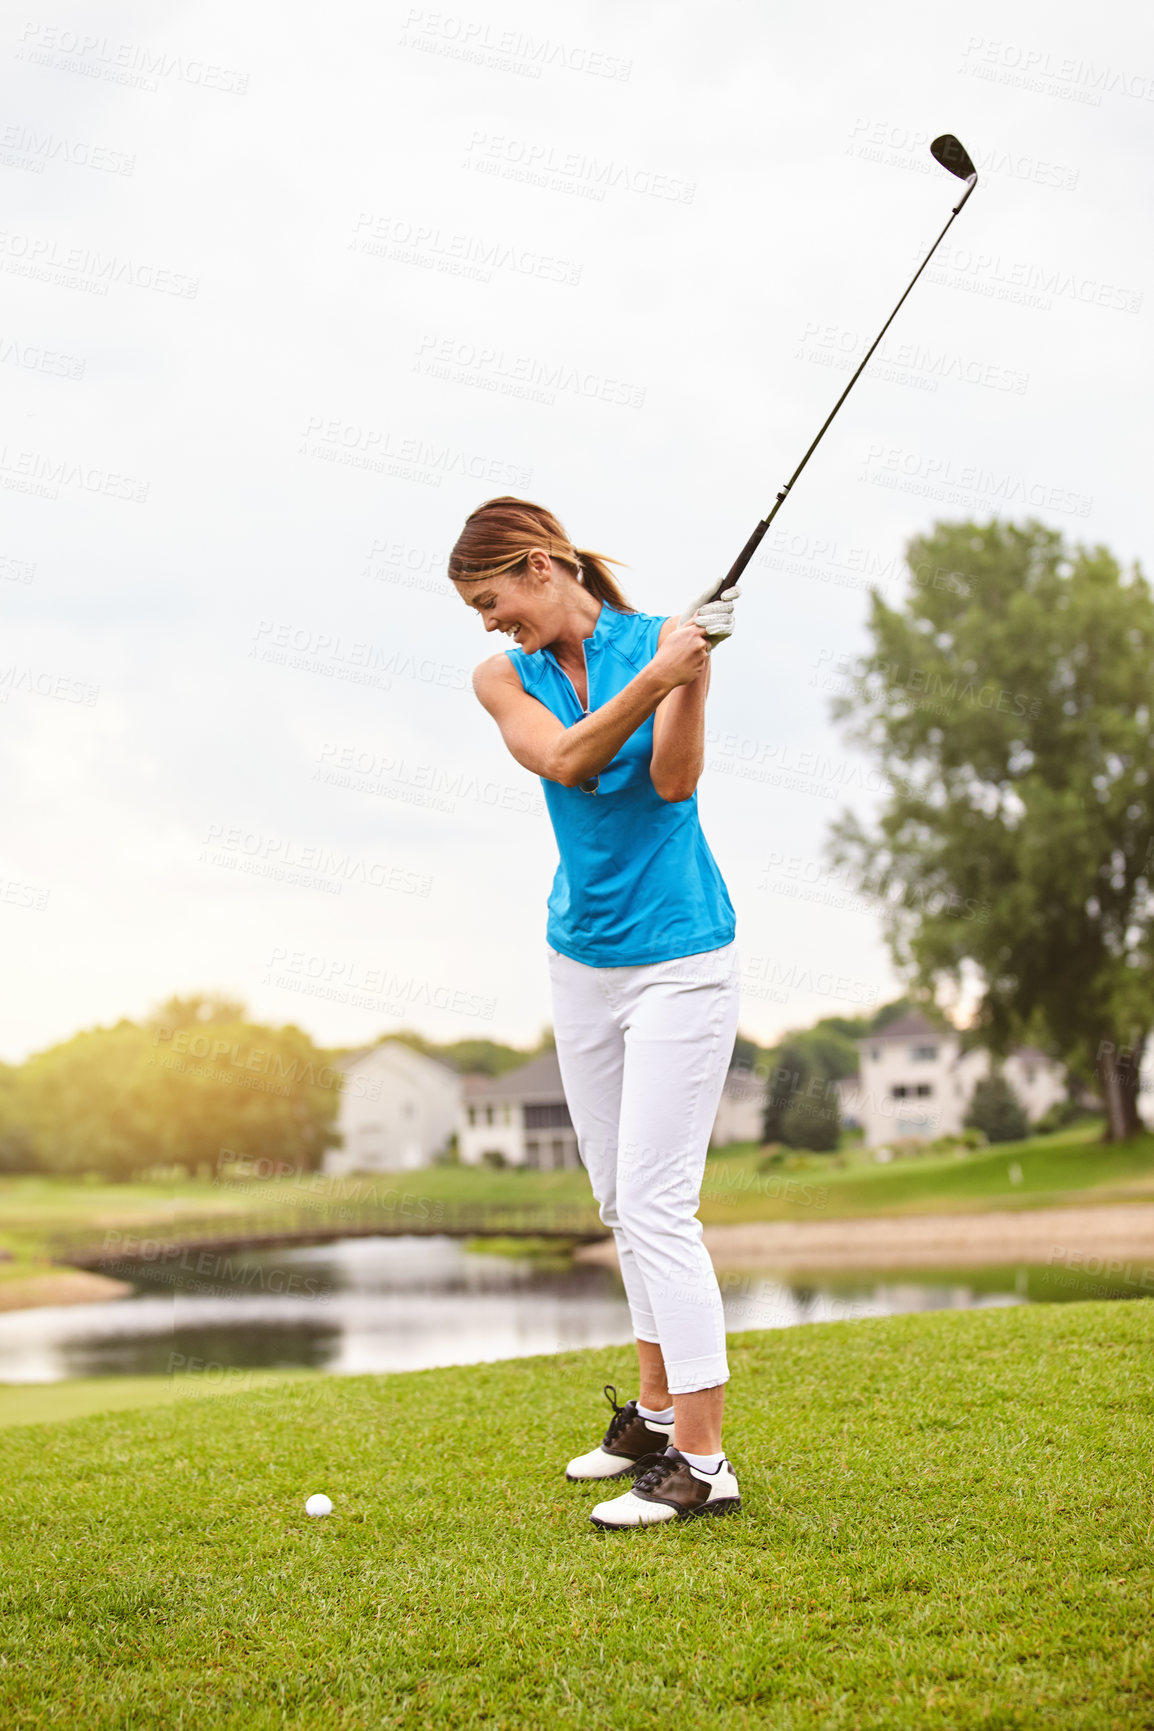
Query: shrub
433 1134 461 1167
1033 1098 1092 1135
965 1073 1029 1144
780 1088 840 1152
926 1128 987 1156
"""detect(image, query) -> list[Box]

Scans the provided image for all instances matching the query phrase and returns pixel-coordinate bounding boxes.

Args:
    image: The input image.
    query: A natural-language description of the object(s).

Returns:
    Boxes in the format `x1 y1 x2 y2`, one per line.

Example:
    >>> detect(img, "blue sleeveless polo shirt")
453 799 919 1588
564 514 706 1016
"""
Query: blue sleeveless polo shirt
505 603 736 967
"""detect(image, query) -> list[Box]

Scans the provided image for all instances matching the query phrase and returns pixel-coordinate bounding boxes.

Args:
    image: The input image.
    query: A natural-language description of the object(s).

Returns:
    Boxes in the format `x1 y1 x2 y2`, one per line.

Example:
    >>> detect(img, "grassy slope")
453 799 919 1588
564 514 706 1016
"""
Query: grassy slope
1 1302 1151 1731
700 1127 1154 1224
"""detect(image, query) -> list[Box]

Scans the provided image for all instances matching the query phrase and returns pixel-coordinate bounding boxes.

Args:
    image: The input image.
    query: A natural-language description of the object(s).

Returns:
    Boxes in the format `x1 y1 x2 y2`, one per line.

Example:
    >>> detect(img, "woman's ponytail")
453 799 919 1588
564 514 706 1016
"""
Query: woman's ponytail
571 547 633 612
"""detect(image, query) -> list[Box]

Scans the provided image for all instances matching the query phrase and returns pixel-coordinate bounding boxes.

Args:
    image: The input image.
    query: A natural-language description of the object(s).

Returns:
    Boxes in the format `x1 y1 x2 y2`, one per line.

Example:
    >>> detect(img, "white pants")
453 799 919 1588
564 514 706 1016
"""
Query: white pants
547 940 741 1395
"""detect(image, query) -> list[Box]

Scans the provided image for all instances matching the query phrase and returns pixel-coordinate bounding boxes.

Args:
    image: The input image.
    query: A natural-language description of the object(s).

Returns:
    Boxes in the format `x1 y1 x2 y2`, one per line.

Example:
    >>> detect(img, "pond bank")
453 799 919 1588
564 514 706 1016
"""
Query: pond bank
0 1269 135 1313
575 1202 1154 1271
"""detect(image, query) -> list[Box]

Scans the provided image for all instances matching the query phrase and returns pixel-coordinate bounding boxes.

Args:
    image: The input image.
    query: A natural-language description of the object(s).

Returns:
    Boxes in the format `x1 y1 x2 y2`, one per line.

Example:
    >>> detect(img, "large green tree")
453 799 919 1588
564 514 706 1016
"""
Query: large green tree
828 518 1154 1140
12 999 343 1179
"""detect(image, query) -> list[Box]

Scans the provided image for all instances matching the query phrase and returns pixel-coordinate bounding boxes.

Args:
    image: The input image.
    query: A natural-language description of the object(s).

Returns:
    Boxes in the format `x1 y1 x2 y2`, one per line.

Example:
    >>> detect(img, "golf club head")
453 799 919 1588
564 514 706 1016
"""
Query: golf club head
931 133 977 181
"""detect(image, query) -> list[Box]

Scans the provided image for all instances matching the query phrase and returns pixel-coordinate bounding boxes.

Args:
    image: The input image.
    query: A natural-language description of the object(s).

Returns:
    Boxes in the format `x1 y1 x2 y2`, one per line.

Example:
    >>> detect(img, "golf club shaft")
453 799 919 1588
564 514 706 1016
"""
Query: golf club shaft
705 173 978 604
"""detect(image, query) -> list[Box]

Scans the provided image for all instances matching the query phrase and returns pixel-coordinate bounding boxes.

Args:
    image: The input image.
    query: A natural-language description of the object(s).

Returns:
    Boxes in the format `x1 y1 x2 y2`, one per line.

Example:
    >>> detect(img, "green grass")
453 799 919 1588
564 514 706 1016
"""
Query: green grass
2 1127 1153 1271
2 1302 1151 1729
700 1128 1154 1223
0 1371 318 1431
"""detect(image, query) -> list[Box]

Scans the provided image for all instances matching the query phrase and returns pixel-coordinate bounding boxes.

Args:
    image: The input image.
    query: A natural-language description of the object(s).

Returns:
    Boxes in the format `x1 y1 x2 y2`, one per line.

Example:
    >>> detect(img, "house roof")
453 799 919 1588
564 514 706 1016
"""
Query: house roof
338 1045 373 1067
341 1039 460 1081
858 1013 953 1043
860 1022 1064 1075
721 1067 766 1102
467 1055 768 1107
463 1050 568 1105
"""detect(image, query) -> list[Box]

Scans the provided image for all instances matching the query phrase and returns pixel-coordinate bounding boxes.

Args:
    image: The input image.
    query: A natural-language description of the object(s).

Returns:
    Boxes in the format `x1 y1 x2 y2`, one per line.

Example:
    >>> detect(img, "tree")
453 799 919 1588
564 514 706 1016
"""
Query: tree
141 1012 343 1173
148 993 249 1029
965 1072 1029 1144
761 1027 857 1143
780 1081 841 1151
732 1032 763 1072
14 1021 164 1178
828 518 1154 1141
762 1037 818 1143
13 1004 344 1179
0 1062 37 1172
379 1029 549 1077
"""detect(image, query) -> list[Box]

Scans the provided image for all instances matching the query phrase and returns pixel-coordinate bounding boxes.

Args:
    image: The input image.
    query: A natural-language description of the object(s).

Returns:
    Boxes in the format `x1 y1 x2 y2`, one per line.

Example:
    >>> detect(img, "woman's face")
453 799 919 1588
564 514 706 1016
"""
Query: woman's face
453 549 553 654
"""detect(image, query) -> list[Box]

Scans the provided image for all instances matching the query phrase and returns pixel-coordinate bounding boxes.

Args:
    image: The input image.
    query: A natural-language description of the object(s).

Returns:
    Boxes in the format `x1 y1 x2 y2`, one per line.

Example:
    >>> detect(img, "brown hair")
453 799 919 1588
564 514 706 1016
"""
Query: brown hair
448 496 635 613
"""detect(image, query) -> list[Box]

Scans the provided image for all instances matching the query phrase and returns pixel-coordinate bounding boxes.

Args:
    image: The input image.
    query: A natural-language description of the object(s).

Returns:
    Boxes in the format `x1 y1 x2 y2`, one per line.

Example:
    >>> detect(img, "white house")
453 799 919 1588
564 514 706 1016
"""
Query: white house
711 1066 768 1147
323 1040 461 1175
458 1051 764 1169
460 1051 579 1170
850 1012 1067 1147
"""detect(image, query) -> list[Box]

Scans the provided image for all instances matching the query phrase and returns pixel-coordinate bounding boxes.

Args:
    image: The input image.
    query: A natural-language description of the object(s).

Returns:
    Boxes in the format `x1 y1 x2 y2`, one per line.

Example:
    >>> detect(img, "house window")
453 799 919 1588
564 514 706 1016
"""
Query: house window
911 1045 938 1061
1024 1066 1036 1084
467 1106 476 1126
915 1084 932 1098
870 1047 881 1062
485 1105 494 1126
502 1103 511 1125
524 1102 573 1130
892 1084 909 1098
525 1138 540 1168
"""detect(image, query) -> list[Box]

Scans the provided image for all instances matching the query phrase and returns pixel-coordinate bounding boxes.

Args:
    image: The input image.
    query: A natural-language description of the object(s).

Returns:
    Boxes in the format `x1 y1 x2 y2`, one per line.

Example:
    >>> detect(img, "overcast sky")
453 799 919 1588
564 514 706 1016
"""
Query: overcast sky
2 0 1150 1063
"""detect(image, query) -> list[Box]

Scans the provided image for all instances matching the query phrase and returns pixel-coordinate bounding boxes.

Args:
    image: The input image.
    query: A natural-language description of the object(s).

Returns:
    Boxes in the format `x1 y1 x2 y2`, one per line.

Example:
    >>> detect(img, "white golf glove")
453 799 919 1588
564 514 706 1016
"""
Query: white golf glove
679 582 742 648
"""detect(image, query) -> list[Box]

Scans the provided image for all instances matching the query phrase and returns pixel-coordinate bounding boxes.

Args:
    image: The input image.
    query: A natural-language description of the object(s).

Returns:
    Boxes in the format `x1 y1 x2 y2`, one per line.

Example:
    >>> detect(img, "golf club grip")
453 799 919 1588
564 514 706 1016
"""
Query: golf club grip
703 520 770 605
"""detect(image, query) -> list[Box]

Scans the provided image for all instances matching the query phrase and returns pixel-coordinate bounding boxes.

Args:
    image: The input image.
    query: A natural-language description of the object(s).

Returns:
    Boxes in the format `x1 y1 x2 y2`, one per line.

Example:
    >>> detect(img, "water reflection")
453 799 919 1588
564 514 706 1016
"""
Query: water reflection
0 1235 1141 1383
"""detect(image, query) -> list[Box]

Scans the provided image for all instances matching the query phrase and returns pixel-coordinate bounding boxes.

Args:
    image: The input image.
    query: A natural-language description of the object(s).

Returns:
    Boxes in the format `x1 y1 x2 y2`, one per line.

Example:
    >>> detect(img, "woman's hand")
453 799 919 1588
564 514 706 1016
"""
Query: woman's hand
651 620 711 690
679 582 742 648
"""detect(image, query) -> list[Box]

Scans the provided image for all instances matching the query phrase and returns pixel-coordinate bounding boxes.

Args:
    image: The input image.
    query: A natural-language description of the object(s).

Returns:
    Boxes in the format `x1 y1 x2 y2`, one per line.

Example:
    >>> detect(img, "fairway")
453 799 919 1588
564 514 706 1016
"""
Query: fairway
2 1301 1150 1729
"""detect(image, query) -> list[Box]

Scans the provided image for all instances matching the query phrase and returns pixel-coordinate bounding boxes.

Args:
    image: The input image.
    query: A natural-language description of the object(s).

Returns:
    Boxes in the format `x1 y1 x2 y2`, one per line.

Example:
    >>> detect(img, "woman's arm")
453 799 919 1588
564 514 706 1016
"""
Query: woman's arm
649 615 712 802
473 622 709 789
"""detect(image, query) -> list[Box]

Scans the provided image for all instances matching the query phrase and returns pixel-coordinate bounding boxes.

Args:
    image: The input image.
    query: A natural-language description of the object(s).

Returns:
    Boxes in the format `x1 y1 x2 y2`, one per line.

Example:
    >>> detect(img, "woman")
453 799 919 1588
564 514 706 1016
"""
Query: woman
449 496 742 1529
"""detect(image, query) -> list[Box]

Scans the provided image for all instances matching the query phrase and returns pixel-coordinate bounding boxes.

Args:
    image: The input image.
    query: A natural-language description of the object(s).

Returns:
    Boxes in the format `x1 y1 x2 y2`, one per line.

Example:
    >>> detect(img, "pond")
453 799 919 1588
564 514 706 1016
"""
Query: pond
0 1234 1145 1383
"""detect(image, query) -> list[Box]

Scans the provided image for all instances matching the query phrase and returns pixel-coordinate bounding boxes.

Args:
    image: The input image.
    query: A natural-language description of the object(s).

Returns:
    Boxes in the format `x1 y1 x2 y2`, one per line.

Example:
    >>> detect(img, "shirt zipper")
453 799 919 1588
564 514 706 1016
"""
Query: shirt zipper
554 639 598 794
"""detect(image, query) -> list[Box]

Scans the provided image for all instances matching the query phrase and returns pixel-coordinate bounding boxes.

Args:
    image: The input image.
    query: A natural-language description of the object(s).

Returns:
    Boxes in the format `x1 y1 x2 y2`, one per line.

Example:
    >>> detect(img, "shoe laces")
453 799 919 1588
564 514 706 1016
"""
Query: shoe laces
600 1383 635 1447
634 1452 681 1495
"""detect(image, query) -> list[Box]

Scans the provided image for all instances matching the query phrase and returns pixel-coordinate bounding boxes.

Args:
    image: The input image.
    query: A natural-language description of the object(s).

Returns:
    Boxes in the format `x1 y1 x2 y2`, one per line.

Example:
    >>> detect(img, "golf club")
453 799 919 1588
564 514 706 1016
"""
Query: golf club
703 133 979 605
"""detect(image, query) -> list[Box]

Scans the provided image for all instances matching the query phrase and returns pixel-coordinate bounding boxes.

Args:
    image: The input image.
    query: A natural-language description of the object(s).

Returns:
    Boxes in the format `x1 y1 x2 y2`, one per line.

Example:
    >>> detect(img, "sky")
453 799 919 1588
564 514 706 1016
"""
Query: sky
2 0 1151 1063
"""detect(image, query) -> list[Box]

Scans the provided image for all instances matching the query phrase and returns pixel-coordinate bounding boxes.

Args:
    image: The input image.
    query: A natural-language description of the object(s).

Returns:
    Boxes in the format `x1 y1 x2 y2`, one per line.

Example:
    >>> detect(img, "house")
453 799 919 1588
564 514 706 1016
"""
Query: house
711 1065 768 1147
458 1052 764 1168
322 1040 461 1175
835 1075 864 1129
460 1051 579 1170
853 1012 1067 1147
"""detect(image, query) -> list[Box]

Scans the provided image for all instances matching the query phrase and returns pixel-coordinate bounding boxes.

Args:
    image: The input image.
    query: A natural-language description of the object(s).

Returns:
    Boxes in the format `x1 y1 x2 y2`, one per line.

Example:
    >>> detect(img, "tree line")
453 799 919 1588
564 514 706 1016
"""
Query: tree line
0 996 554 1181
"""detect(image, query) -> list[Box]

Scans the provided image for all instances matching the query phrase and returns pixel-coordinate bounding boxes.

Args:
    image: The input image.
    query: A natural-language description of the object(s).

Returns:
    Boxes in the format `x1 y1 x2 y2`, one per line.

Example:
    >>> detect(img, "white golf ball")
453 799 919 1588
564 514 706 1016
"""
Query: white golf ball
305 1493 333 1518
